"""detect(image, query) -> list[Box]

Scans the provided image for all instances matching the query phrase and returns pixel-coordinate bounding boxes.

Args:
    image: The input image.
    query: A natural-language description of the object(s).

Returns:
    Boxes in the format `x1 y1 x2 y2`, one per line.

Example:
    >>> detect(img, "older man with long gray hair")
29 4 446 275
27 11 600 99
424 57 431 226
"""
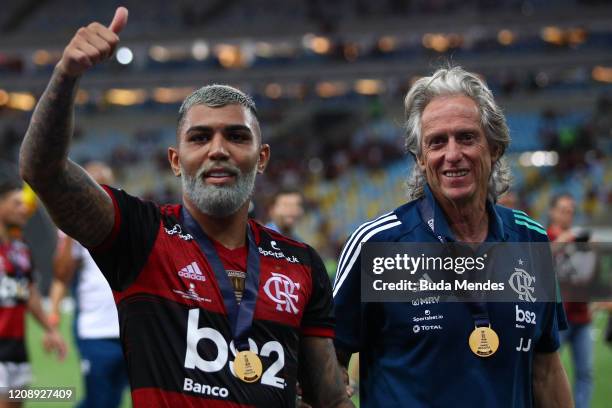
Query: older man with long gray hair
333 66 572 407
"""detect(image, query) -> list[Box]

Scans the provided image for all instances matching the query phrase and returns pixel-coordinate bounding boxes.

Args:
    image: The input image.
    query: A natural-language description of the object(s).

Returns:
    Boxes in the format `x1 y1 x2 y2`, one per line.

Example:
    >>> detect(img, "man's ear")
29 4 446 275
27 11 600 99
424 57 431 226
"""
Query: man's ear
168 147 181 177
416 153 426 172
257 144 271 174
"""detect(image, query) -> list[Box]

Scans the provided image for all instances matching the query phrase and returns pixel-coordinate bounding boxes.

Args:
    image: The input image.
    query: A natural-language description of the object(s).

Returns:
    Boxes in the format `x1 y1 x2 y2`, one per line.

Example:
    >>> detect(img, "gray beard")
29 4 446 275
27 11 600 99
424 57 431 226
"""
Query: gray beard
181 164 257 218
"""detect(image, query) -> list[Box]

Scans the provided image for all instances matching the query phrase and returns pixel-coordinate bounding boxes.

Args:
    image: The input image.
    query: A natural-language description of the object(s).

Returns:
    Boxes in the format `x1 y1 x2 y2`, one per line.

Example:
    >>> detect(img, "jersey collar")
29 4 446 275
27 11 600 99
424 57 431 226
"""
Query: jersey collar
422 184 507 242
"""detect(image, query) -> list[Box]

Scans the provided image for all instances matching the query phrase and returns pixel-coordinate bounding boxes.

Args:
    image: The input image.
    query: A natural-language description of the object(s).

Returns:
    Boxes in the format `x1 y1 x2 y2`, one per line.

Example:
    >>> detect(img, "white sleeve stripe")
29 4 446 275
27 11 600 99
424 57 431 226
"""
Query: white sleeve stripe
333 220 402 298
335 211 394 277
335 213 397 285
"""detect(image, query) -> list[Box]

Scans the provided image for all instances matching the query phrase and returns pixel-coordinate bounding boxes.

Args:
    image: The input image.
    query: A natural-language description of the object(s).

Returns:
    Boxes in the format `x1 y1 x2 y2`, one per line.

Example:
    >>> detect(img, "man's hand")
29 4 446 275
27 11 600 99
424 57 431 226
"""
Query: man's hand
43 327 67 362
56 7 128 77
335 348 354 399
298 337 355 408
533 351 572 407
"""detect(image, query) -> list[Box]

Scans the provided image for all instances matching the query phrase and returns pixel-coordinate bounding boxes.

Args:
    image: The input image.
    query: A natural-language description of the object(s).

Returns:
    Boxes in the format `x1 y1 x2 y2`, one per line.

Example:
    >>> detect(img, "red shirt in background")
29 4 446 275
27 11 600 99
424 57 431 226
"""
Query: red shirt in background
547 226 591 325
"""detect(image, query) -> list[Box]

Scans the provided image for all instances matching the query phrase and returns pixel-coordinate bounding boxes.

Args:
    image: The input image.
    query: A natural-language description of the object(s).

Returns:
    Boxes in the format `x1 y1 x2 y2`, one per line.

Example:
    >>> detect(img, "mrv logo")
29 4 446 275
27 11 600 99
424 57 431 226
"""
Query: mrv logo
184 309 287 389
515 305 536 328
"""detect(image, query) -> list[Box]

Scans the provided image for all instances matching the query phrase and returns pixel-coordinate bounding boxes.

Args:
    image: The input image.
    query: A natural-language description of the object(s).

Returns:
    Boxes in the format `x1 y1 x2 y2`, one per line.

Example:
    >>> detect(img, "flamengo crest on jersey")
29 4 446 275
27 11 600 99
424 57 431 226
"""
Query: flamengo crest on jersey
263 272 300 314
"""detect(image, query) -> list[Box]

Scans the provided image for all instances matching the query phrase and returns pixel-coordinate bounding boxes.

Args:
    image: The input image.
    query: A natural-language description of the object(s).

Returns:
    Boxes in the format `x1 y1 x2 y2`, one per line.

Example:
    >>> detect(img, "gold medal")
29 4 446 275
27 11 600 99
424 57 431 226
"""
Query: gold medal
468 326 499 357
233 350 263 383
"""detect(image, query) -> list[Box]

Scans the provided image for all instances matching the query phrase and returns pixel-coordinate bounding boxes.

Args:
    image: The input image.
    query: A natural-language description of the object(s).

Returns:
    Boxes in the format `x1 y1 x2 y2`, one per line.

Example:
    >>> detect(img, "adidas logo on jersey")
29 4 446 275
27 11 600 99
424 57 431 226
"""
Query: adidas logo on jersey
178 262 205 282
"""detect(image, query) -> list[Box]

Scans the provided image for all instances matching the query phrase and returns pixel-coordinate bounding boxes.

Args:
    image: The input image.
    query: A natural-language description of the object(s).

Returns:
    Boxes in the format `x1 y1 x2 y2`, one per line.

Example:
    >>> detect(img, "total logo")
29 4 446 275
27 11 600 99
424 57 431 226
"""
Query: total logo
515 304 536 329
412 324 443 333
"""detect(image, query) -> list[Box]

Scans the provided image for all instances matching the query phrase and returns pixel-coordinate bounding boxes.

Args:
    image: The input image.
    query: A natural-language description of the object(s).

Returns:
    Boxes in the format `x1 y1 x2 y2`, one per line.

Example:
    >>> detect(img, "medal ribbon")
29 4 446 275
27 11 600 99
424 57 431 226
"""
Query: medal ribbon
417 193 492 328
181 207 260 351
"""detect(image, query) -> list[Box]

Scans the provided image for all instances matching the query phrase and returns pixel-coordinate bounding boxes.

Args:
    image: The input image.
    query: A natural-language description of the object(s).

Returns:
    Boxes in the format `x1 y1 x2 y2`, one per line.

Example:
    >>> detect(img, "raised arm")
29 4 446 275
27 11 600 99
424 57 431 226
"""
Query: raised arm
19 7 128 248
298 337 354 408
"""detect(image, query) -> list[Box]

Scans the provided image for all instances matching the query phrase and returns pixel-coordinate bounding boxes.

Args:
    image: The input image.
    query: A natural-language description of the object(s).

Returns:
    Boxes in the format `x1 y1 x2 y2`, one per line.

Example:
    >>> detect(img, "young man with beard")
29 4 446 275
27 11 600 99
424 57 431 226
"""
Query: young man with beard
19 7 352 408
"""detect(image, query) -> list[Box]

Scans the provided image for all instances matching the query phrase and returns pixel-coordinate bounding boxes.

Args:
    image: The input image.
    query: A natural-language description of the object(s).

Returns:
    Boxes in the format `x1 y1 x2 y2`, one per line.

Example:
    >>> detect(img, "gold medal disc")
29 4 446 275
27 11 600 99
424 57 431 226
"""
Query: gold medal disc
233 350 263 383
468 326 499 357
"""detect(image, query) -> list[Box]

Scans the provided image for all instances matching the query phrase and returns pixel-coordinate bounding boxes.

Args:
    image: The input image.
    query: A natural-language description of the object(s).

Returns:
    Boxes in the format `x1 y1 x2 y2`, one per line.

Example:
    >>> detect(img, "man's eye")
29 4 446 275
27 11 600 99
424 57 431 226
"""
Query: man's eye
459 133 475 142
429 137 445 147
228 133 250 142
189 134 209 142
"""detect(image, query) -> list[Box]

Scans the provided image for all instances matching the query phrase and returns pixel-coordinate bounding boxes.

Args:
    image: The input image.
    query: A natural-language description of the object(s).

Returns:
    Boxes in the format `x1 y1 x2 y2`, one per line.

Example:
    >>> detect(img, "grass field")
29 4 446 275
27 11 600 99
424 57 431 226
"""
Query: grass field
24 312 612 407
25 314 131 408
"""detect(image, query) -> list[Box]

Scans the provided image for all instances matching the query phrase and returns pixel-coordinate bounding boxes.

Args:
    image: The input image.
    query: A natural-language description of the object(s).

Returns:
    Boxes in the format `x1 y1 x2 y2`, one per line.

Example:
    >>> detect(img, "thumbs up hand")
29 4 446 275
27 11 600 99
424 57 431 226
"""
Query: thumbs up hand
56 7 129 77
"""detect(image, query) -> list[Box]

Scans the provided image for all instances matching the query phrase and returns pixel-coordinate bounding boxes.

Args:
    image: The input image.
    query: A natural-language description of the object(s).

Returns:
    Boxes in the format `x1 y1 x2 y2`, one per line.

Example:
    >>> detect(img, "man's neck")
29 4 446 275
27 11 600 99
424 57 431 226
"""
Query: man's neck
183 199 250 249
438 197 489 243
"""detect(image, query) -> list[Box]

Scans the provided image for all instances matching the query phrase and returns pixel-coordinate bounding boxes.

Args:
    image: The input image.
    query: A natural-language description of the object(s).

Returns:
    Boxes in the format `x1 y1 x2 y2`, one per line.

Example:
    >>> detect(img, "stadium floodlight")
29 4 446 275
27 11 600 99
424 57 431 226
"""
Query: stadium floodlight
192 40 209 61
116 47 134 65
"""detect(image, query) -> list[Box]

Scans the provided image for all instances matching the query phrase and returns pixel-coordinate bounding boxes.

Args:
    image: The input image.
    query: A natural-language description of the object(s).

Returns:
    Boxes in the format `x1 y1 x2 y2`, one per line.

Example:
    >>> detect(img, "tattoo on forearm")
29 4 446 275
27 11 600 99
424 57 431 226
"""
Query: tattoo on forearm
300 338 353 408
19 69 114 247
21 70 79 178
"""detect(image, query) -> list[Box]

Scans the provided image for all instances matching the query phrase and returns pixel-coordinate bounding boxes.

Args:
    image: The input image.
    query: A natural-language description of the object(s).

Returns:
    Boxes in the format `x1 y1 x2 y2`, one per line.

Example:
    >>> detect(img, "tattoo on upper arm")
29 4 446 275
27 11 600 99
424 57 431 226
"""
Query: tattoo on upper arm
299 337 352 408
40 160 115 248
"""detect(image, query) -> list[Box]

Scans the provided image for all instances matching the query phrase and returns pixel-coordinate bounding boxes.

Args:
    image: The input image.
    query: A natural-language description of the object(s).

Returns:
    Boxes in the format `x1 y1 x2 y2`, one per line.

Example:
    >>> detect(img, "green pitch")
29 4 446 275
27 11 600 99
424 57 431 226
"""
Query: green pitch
560 312 612 407
24 312 612 407
25 313 131 408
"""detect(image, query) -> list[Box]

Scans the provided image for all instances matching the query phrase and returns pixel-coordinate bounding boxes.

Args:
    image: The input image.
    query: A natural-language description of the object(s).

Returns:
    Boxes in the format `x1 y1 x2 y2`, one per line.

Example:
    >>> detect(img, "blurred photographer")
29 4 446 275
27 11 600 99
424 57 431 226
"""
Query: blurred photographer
548 193 595 408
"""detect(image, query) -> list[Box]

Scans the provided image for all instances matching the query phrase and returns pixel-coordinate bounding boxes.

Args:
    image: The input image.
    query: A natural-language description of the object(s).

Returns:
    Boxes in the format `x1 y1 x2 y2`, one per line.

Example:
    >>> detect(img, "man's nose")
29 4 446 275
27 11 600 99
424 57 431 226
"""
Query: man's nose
445 138 462 163
208 133 229 160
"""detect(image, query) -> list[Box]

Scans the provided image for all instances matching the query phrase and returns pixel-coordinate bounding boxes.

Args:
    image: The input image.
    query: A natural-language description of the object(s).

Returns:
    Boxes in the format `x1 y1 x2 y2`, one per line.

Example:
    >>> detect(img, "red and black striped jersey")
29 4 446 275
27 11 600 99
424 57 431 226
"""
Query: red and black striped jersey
0 239 32 363
90 187 335 407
